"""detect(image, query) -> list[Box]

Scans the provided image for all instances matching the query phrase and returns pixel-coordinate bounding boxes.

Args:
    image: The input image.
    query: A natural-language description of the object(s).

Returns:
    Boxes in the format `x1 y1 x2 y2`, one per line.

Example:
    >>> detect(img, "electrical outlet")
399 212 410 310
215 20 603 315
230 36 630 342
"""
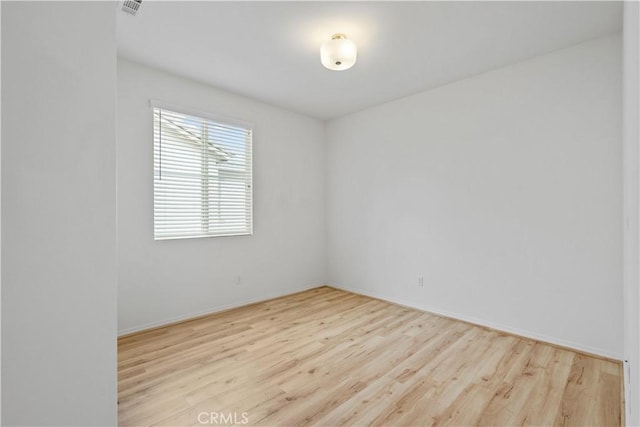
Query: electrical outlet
418 276 424 287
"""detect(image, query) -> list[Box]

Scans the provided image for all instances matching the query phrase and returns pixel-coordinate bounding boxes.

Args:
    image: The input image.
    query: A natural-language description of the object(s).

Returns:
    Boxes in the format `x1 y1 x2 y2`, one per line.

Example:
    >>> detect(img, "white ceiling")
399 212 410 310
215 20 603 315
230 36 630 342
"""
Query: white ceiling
117 1 622 120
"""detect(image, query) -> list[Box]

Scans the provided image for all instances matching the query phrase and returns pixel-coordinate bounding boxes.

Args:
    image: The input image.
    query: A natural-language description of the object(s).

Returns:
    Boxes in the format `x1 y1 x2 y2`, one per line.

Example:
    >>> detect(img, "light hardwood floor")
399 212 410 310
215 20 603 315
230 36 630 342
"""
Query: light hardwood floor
118 286 623 426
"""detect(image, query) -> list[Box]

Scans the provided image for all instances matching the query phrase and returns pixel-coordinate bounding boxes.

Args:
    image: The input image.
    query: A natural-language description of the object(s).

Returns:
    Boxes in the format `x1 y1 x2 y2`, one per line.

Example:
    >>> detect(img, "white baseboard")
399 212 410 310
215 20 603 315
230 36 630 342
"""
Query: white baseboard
119 281 623 361
329 282 623 361
118 283 324 336
624 359 630 425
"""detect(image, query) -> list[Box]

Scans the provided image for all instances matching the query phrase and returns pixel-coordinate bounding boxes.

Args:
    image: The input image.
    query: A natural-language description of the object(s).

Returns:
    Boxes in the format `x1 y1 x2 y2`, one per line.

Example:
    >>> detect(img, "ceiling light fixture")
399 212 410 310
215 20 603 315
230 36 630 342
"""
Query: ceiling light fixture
321 33 357 71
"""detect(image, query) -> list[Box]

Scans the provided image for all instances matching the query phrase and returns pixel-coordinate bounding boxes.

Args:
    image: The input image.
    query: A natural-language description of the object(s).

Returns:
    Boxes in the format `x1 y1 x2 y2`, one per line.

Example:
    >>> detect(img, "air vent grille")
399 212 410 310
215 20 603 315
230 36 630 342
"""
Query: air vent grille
122 0 142 16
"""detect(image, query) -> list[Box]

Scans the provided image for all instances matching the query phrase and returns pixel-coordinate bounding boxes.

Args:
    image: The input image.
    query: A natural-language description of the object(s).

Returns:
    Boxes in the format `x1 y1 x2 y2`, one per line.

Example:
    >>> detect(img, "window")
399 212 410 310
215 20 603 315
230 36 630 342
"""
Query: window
153 106 253 240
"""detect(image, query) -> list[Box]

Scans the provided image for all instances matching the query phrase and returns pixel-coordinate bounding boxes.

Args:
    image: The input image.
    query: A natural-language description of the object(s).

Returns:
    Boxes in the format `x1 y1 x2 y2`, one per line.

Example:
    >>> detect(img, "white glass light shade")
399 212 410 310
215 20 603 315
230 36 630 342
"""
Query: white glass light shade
321 34 357 71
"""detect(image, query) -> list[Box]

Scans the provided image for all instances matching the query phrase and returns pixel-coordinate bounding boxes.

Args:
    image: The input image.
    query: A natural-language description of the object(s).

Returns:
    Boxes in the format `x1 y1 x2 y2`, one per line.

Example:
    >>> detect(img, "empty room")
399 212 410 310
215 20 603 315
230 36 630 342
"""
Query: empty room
3 1 640 426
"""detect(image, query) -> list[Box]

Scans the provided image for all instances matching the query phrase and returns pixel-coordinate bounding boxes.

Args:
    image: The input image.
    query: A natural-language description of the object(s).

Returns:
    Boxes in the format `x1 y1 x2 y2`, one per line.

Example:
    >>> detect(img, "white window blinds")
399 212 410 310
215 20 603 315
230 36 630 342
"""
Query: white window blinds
153 107 253 240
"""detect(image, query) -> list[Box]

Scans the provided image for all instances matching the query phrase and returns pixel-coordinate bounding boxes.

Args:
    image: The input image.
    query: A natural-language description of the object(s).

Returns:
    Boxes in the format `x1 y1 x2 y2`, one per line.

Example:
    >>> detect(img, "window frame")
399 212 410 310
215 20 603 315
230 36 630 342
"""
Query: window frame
151 100 254 240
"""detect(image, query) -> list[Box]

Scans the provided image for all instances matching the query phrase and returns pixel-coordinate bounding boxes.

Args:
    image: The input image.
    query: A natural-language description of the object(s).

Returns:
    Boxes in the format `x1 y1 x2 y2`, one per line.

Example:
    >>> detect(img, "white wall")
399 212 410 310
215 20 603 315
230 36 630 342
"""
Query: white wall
2 2 117 426
117 59 326 334
1 2 4 423
623 1 640 424
326 34 623 359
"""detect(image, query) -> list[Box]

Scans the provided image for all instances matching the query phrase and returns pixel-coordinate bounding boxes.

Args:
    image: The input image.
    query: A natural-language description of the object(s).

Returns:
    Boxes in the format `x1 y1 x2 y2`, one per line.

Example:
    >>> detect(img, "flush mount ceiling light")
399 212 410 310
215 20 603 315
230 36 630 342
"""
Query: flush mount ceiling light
321 33 357 71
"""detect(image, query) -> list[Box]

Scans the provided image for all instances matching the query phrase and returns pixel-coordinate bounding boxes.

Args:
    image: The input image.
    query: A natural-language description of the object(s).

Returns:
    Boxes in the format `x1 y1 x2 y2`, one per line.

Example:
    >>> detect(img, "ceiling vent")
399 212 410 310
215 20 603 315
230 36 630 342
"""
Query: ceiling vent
122 0 142 16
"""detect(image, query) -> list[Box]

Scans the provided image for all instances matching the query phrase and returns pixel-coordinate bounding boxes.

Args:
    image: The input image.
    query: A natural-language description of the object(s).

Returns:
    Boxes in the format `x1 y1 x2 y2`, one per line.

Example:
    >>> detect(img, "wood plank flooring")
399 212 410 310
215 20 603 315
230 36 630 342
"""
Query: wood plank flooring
118 286 623 426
